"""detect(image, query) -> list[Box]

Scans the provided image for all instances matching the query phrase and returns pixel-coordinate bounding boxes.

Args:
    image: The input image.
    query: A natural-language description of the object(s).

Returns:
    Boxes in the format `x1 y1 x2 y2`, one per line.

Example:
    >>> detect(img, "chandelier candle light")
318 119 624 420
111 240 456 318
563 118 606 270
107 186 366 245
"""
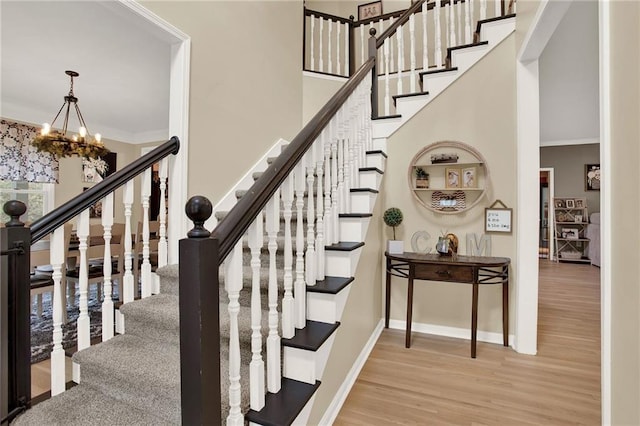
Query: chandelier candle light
32 70 109 159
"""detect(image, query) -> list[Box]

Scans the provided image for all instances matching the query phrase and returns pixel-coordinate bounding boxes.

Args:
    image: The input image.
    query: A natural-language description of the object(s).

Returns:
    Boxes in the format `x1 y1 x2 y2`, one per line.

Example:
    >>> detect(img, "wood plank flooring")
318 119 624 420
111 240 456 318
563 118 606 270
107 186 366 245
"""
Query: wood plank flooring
335 260 601 425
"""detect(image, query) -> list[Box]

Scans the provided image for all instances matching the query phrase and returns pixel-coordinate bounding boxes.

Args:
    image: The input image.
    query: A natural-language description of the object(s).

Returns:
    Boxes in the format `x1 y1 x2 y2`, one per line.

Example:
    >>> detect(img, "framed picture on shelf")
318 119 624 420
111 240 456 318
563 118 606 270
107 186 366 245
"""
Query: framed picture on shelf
585 164 601 191
574 214 583 223
554 199 565 208
358 1 383 20
565 199 575 209
445 167 460 189
461 167 477 188
562 228 579 240
575 198 585 208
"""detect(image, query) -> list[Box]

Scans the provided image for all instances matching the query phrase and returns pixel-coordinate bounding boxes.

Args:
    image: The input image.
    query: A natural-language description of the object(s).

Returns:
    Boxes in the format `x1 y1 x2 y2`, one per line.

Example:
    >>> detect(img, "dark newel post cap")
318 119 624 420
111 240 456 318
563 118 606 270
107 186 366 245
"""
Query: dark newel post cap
369 27 377 37
349 15 355 21
185 196 212 238
3 200 26 228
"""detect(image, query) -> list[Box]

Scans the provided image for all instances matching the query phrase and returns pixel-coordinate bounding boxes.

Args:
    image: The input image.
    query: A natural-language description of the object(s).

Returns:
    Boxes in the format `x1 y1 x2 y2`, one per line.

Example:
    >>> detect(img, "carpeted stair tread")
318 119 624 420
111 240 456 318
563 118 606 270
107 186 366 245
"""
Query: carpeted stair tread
12 385 170 426
72 334 181 423
119 294 179 344
156 264 179 296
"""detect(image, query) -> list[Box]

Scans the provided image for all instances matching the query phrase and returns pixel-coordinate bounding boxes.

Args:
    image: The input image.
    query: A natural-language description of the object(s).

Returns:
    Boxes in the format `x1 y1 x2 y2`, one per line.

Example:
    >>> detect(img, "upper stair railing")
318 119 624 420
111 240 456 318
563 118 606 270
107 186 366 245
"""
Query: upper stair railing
0 137 179 425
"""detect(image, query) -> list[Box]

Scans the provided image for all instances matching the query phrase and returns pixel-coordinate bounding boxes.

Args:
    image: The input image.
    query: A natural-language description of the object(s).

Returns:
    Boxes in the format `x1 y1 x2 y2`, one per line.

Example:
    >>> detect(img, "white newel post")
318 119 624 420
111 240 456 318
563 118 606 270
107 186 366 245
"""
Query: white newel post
310 15 316 71
306 151 317 288
76 209 90 351
225 241 243 426
122 180 134 305
265 192 281 393
410 13 417 92
316 131 326 281
101 193 115 342
248 213 265 411
50 226 66 396
422 2 429 70
281 176 295 339
140 168 152 298
294 160 306 329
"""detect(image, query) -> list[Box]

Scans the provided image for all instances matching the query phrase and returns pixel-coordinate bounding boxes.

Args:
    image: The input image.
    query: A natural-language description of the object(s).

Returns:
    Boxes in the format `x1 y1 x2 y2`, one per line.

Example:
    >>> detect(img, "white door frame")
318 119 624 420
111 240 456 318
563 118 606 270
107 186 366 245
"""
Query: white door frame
516 1 610 423
117 1 191 264
540 167 555 261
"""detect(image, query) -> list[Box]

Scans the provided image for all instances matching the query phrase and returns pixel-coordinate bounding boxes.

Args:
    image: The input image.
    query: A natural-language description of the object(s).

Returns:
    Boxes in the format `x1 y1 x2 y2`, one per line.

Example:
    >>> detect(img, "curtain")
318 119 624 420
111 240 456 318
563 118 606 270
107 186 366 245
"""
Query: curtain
0 119 59 183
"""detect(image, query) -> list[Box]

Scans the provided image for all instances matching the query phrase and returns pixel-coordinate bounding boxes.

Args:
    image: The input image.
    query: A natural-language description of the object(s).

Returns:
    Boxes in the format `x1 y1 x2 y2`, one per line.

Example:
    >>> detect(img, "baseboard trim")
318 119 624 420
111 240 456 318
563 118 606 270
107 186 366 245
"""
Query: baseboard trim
388 319 515 346
318 319 384 425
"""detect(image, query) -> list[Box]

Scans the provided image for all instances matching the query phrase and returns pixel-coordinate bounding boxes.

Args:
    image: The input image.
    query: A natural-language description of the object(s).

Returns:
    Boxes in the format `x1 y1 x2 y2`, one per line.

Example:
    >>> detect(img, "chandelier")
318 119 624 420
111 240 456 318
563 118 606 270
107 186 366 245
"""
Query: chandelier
32 70 109 159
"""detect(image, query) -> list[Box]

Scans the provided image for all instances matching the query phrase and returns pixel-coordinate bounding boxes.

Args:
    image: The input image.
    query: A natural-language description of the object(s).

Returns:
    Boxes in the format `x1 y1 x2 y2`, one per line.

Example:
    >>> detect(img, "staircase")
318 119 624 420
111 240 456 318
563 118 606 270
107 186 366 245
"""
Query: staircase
7 2 517 425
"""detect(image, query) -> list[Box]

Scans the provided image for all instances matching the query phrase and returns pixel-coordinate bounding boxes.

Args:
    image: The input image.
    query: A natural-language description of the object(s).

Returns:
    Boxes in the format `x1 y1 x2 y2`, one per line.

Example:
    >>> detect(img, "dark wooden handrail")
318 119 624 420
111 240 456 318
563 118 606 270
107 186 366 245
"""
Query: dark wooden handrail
304 7 353 25
375 0 428 48
30 136 180 243
212 58 375 261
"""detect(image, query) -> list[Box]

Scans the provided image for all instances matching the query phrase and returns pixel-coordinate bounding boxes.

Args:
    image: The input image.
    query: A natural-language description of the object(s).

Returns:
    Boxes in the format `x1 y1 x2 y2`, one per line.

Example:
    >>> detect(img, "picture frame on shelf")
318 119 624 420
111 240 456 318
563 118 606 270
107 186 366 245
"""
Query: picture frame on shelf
358 0 383 20
565 199 575 209
574 214 583 223
562 228 579 240
585 164 601 191
575 198 585 208
462 167 477 188
445 167 460 189
555 199 565 208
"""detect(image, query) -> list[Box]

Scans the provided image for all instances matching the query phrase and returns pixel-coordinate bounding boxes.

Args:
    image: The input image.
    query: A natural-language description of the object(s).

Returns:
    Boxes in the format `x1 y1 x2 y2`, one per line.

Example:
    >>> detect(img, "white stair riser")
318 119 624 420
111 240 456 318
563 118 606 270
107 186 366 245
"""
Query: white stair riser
372 118 402 139
340 217 371 242
360 171 383 190
396 94 430 117
366 152 386 171
351 192 377 213
325 247 362 277
421 72 457 98
450 44 489 71
307 285 352 323
371 137 388 152
115 310 125 335
283 334 337 385
480 17 516 43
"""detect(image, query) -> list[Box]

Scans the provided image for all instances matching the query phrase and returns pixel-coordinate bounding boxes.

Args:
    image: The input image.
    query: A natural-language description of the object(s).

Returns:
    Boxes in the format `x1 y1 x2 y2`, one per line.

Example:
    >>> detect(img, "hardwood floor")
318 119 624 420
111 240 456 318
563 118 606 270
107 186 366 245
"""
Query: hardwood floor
335 260 601 425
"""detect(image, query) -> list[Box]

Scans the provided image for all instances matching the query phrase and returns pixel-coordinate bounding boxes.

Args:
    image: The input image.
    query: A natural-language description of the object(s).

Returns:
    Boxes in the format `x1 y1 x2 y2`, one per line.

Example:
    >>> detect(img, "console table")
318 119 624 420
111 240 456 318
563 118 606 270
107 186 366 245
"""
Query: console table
385 252 510 358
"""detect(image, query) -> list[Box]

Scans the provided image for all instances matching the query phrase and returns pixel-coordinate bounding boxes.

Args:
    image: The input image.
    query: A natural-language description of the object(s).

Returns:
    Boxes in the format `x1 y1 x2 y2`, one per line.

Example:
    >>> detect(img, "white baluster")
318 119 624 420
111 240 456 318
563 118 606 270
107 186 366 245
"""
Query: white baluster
422 2 429 70
471 0 475 27
435 0 443 67
281 176 295 339
465 0 472 43
337 123 346 216
328 19 333 74
343 124 352 214
396 25 404 96
409 13 416 92
316 133 326 282
265 192 281 393
389 17 395 72
324 120 333 246
76 209 90 351
248 213 265 411
384 38 391 116
344 21 349 75
360 24 365 65
225 241 243 426
306 151 316 288
140 168 152 298
122 180 134 305
457 0 463 46
451 1 457 48
310 15 315 70
336 21 341 75
495 0 502 17
101 193 114 341
331 129 339 244
158 158 169 269
294 160 306 329
319 18 324 72
481 0 487 20
50 226 66 395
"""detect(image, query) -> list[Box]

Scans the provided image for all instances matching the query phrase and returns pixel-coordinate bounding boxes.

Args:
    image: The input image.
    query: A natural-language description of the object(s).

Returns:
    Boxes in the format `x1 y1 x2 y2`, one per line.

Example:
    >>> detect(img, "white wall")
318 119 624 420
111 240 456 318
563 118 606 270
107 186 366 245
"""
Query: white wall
539 0 599 145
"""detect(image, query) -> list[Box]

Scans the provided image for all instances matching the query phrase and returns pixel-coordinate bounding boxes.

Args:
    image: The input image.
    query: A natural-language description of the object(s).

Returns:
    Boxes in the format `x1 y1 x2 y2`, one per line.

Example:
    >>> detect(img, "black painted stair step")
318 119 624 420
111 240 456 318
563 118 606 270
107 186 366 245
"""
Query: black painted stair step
339 213 373 218
359 166 384 175
475 13 516 36
372 114 402 120
419 66 459 78
308 276 354 294
245 378 320 426
366 150 388 158
282 320 340 351
446 40 489 61
325 241 365 251
392 91 430 106
351 187 379 194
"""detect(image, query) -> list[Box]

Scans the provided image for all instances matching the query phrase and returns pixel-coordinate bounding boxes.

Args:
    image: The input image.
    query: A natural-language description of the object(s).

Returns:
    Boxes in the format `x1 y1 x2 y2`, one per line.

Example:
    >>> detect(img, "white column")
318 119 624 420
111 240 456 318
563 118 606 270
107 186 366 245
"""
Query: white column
224 241 244 426
248 213 265 411
50 226 66 396
101 192 115 342
281 176 295 339
265 192 281 393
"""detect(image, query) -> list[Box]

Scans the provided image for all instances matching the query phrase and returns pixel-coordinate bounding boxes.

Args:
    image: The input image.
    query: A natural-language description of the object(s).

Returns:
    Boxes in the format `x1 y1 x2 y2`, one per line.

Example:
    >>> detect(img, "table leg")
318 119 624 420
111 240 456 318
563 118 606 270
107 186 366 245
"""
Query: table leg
503 276 509 347
471 283 478 358
406 274 414 348
385 267 391 329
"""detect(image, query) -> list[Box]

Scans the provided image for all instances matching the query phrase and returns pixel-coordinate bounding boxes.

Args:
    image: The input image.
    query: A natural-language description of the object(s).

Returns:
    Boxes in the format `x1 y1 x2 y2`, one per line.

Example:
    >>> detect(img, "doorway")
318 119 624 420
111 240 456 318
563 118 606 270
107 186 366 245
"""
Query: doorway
539 168 554 261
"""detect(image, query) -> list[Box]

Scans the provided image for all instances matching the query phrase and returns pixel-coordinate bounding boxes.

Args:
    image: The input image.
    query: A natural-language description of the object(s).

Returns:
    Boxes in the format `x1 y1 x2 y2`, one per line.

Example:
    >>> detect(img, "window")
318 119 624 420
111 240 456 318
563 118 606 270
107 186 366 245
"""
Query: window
0 181 54 224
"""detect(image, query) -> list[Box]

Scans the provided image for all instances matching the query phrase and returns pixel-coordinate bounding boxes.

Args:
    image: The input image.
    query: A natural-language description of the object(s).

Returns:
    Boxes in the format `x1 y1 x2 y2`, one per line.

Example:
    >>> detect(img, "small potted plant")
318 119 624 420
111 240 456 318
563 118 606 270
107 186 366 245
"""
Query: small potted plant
383 207 404 254
415 167 429 188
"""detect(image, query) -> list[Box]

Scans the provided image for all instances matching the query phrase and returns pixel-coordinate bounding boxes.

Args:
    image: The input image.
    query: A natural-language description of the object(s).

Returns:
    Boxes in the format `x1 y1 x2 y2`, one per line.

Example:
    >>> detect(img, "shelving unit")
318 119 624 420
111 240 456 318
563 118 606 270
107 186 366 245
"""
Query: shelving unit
408 141 489 214
553 197 590 263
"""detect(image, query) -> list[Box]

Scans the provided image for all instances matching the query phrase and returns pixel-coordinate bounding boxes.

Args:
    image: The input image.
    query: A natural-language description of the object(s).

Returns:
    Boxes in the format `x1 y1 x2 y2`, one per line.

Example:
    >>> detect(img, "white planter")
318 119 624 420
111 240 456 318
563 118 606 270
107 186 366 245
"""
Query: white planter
387 240 404 254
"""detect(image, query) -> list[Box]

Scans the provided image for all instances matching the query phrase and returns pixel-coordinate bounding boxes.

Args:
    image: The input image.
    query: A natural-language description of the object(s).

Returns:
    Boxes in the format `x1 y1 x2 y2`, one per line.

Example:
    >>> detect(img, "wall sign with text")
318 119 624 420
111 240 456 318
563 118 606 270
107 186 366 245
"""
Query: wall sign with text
484 200 512 234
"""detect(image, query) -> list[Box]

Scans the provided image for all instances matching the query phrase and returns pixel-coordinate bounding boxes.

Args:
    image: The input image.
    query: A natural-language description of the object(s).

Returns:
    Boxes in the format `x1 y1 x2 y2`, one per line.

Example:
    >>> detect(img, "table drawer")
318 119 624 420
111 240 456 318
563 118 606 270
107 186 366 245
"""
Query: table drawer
414 264 474 283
